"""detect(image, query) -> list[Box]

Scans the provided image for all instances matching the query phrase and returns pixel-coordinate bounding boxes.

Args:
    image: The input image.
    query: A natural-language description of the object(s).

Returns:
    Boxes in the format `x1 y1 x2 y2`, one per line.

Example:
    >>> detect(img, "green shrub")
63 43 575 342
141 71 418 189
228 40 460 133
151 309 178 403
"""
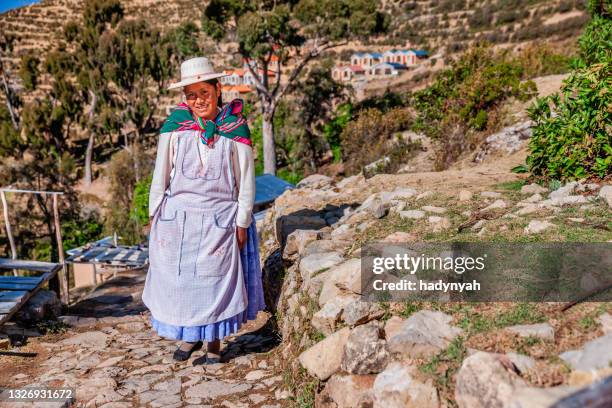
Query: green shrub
578 16 612 65
526 61 611 180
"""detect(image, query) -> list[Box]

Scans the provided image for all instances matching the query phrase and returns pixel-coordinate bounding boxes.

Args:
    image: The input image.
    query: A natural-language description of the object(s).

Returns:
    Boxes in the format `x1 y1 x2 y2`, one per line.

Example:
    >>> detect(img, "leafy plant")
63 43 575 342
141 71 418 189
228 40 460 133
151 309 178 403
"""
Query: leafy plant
526 61 611 180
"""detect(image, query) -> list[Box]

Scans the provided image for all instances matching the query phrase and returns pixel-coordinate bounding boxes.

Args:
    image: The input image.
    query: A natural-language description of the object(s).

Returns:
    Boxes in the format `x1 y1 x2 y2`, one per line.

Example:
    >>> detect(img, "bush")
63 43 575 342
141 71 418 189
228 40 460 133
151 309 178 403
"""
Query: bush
578 16 612 65
340 107 415 175
526 61 611 180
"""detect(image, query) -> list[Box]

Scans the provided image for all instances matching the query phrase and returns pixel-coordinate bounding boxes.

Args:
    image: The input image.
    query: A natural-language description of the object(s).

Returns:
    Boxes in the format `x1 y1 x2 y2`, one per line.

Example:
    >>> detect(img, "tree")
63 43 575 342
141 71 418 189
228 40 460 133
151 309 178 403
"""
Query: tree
19 53 40 91
0 32 19 130
62 0 124 185
201 0 389 174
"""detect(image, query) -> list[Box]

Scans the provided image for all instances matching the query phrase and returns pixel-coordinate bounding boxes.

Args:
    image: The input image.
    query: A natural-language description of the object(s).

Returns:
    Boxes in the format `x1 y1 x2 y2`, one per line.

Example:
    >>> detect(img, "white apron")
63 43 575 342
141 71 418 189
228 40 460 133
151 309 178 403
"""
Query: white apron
142 130 248 327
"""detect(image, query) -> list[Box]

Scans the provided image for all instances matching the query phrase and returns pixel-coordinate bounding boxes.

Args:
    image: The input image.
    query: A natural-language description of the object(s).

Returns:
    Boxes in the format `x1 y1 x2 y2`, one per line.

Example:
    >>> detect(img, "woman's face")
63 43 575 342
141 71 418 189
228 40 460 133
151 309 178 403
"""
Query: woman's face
183 81 221 120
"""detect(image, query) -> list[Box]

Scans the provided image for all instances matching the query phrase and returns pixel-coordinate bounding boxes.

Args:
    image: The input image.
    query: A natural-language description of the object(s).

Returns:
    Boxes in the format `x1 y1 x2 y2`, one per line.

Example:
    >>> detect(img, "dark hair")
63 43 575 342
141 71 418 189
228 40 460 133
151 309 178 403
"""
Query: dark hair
205 78 223 108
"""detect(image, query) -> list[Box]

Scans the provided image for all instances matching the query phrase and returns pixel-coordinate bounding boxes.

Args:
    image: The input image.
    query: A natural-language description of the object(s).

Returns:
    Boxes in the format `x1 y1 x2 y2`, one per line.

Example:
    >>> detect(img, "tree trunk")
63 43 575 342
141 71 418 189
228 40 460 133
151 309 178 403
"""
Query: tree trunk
262 111 276 175
83 91 98 186
0 67 18 130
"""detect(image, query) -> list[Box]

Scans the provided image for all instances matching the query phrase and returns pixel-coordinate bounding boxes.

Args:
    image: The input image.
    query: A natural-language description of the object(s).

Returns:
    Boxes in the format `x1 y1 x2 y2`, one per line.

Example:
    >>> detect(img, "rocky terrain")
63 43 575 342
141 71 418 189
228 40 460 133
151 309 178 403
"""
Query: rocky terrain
0 158 610 406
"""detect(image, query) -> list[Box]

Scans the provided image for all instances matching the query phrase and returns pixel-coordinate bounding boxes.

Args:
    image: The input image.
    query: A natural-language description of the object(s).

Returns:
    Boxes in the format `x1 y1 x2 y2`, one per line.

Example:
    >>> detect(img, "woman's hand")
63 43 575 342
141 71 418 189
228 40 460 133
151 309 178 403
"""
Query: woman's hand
236 226 247 250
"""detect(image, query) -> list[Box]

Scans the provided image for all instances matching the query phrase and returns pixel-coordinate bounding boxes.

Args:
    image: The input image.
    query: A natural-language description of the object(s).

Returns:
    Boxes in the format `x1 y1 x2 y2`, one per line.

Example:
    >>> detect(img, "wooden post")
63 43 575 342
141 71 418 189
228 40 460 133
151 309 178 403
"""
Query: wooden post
52 194 69 305
1 190 17 276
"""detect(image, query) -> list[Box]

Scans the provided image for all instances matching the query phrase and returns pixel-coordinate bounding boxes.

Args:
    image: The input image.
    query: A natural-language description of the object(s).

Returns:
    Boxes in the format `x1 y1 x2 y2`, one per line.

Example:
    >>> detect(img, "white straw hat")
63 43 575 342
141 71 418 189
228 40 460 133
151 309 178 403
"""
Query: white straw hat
167 57 228 90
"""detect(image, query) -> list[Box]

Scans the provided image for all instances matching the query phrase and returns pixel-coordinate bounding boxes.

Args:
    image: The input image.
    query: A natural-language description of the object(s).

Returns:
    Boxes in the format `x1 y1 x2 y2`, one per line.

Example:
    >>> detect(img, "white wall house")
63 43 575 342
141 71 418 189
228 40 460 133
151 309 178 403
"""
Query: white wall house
350 52 383 67
220 70 244 85
332 65 366 82
368 62 408 78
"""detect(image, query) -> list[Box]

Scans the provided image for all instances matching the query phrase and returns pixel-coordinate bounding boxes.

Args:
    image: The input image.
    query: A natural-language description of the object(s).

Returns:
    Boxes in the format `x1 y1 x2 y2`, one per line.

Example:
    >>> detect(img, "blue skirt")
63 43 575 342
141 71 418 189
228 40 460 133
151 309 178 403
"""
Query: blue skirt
149 218 266 342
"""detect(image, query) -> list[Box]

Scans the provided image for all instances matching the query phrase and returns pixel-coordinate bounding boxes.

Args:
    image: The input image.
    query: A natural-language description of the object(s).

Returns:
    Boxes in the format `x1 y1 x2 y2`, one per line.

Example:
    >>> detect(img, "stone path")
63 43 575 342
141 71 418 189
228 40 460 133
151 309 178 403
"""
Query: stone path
3 270 286 408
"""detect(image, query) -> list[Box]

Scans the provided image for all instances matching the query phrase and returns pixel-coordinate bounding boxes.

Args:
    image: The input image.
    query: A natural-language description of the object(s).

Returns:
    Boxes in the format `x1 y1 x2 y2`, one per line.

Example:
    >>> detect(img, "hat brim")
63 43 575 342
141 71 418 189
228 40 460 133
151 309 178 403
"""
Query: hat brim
167 72 229 90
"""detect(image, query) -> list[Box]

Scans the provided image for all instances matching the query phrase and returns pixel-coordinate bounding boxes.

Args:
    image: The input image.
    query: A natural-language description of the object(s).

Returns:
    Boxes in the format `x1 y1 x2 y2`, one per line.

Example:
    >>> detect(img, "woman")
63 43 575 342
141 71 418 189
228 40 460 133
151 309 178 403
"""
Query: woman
142 57 266 362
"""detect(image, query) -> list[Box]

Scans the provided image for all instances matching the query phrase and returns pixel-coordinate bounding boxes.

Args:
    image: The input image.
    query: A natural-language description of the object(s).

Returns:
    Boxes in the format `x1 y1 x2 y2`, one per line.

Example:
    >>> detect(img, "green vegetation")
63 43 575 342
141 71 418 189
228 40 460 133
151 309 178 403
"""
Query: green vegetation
525 1 611 181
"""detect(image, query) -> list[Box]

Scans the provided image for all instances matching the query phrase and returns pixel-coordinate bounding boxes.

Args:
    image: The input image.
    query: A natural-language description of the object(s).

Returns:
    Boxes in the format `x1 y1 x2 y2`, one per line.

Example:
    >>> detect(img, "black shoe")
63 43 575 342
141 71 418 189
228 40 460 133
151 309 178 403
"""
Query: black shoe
173 341 203 361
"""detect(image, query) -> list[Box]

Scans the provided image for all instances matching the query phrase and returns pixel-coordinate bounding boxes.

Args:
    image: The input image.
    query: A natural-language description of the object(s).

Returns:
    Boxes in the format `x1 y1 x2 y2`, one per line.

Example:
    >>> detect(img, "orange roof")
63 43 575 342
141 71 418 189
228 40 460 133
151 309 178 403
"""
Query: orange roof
224 69 245 76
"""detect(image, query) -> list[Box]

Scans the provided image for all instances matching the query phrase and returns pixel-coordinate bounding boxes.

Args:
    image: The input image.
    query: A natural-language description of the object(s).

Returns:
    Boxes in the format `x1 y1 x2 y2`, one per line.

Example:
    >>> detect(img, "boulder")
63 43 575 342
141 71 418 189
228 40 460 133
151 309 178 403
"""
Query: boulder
283 229 319 259
455 351 527 408
507 385 578 408
342 300 385 327
400 210 425 220
319 258 362 306
598 185 612 208
296 174 334 189
312 300 345 336
549 181 578 199
372 362 439 408
298 327 351 380
521 184 548 195
299 251 344 283
505 323 555 341
387 311 463 359
524 220 554 234
341 323 389 375
316 374 375 408
560 334 612 371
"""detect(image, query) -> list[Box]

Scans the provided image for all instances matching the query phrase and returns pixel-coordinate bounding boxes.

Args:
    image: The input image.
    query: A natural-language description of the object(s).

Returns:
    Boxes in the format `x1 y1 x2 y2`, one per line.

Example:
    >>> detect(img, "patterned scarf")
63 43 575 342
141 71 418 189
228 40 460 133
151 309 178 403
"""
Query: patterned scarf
160 98 251 148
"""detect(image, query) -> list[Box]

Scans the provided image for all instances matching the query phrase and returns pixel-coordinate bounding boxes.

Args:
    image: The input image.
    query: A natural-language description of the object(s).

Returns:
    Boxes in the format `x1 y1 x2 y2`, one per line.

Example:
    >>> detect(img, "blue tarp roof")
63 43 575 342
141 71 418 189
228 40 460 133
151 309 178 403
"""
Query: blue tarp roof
255 173 294 207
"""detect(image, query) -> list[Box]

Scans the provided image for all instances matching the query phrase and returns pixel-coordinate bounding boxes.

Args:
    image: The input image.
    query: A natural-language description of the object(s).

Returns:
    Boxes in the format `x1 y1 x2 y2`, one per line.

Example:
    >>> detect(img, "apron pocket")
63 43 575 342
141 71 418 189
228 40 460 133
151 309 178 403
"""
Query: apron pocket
151 210 181 274
195 212 235 277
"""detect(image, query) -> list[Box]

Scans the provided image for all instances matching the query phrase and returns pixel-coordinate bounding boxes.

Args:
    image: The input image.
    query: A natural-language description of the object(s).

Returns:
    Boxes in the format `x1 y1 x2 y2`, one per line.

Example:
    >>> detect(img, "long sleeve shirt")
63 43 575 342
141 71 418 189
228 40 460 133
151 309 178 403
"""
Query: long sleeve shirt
148 132 255 228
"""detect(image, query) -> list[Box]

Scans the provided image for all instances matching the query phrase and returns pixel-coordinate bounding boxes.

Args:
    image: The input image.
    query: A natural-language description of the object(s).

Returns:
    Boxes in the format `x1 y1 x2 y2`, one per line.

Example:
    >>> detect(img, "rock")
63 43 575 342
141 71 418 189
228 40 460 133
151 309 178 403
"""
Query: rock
0 338 9 350
298 327 351 380
319 258 362 306
185 380 252 399
549 181 578 199
116 322 145 332
422 205 447 214
474 121 532 162
283 229 319 258
483 199 507 211
507 385 578 408
341 323 389 375
505 352 536 374
560 334 612 371
523 193 543 203
372 362 439 408
356 195 387 218
416 191 433 200
471 220 486 232
382 231 417 243
400 210 425 220
342 300 385 327
337 174 366 189
428 216 451 232
598 185 612 207
506 323 554 341
378 187 418 204
458 190 473 201
480 191 502 198
58 315 98 328
303 239 350 257
524 220 554 234
598 313 612 334
275 214 327 247
60 331 110 348
455 351 527 408
300 251 344 282
14 290 61 323
245 370 268 381
387 311 463 359
96 356 125 369
316 374 375 408
312 300 345 335
521 184 548 194
383 316 405 340
297 174 333 189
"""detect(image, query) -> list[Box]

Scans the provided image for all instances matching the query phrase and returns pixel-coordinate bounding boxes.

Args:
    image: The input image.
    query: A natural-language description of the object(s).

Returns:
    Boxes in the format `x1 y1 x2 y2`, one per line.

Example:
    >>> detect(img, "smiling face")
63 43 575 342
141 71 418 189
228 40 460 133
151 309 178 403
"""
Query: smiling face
183 80 221 120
